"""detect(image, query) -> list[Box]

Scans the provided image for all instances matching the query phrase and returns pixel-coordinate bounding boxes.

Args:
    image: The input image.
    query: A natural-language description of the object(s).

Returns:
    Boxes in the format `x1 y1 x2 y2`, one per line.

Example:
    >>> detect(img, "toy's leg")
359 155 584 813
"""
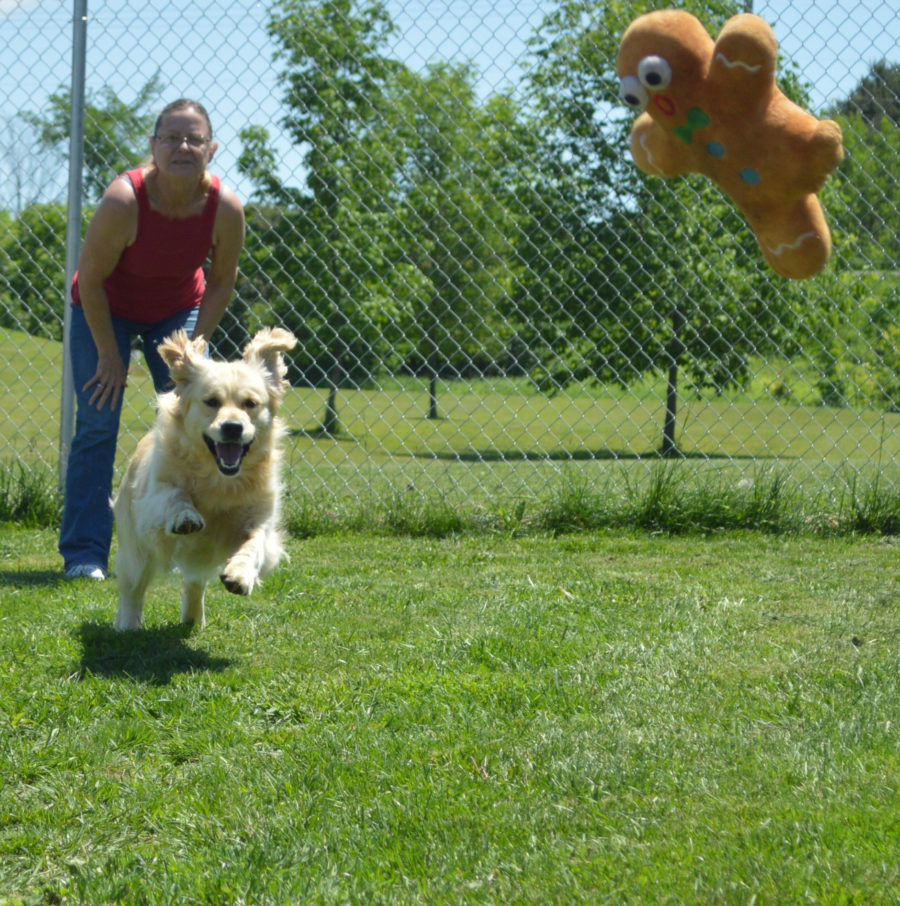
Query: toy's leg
755 197 831 280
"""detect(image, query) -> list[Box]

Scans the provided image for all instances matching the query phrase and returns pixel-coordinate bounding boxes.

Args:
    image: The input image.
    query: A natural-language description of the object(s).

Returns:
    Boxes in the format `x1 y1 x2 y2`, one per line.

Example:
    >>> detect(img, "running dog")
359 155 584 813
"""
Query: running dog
113 327 296 630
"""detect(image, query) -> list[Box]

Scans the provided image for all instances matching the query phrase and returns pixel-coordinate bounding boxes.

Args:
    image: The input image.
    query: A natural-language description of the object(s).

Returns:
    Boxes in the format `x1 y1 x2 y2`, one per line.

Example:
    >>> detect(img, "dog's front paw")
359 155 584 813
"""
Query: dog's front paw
168 508 205 535
220 562 257 596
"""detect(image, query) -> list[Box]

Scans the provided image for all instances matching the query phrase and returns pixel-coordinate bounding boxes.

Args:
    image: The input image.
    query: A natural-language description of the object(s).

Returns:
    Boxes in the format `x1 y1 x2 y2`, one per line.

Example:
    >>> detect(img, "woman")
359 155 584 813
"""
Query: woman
60 99 245 580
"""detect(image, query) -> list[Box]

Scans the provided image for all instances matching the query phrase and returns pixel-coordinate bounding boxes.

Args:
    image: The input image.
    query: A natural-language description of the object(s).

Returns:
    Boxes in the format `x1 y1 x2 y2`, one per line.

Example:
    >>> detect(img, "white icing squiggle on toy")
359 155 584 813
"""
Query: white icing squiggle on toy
765 232 817 256
639 132 665 176
715 52 762 73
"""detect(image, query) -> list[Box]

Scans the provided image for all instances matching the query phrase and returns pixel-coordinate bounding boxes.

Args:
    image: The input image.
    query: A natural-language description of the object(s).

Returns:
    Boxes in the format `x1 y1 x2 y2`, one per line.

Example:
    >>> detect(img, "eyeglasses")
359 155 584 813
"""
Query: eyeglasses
154 133 210 148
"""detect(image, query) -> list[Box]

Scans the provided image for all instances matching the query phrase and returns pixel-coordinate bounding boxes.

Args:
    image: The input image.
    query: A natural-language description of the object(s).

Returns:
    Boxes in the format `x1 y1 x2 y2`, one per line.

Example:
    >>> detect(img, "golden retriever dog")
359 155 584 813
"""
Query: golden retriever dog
113 327 297 631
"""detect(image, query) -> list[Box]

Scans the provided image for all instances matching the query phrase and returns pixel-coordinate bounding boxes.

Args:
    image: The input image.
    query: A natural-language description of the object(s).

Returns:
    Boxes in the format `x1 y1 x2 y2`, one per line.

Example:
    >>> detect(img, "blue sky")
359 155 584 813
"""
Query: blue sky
1 0 898 205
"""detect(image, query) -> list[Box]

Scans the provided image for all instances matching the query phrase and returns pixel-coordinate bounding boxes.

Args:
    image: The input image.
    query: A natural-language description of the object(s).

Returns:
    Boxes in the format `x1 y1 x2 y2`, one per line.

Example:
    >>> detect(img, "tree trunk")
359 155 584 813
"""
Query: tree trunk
321 363 341 436
426 311 440 420
661 305 684 458
428 374 439 420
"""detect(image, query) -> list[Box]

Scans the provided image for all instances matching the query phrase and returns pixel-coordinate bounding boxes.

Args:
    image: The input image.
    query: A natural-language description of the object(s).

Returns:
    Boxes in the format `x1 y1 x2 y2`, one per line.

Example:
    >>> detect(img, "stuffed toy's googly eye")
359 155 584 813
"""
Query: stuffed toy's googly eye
619 75 648 110
638 56 672 90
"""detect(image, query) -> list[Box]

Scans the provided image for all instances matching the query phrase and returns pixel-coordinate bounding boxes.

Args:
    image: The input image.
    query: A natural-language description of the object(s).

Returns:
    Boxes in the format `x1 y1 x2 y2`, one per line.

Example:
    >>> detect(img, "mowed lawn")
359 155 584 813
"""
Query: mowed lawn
2 328 898 509
2 525 898 904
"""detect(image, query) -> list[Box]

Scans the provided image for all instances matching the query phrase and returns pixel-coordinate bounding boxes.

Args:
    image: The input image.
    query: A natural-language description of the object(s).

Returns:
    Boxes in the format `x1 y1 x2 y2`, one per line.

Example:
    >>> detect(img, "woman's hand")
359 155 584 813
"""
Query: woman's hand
83 352 127 410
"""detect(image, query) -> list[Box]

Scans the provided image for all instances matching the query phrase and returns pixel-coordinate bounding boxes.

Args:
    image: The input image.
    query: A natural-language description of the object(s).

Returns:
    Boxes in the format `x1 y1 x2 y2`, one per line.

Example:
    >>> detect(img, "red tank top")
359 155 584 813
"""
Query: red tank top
72 168 220 324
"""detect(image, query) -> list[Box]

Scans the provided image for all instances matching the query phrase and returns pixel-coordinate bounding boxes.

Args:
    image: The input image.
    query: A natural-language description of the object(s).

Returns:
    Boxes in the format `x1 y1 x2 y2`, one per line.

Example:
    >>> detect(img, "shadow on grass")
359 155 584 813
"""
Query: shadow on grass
424 448 791 463
75 620 235 686
0 569 61 587
283 431 798 464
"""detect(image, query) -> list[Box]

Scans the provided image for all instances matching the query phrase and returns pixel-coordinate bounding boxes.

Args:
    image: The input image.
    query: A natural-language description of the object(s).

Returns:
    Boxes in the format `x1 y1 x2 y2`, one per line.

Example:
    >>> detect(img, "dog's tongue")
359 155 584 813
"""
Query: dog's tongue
215 442 244 469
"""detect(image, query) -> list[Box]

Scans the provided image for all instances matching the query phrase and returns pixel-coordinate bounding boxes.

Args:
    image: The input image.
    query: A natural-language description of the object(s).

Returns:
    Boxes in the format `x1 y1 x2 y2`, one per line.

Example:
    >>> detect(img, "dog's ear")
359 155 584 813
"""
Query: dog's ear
243 328 297 396
157 330 208 383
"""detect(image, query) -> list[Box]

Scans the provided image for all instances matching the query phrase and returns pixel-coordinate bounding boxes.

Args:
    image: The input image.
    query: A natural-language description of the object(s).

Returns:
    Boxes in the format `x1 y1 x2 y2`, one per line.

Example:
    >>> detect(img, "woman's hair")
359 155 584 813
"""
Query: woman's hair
153 98 214 141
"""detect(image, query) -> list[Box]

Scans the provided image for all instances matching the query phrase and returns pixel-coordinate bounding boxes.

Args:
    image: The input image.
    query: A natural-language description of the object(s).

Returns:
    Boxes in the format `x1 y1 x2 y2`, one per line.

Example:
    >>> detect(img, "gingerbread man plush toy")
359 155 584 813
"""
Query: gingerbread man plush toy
617 10 844 279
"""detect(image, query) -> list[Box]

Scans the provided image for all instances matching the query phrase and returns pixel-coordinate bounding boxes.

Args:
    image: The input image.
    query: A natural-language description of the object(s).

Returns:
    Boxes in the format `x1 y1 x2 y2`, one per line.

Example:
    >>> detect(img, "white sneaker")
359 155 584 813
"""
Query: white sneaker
65 564 107 581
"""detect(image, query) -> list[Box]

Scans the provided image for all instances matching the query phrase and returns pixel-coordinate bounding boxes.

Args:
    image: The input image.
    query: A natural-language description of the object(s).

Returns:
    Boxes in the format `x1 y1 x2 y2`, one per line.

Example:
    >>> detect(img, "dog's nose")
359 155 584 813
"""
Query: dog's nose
219 420 244 443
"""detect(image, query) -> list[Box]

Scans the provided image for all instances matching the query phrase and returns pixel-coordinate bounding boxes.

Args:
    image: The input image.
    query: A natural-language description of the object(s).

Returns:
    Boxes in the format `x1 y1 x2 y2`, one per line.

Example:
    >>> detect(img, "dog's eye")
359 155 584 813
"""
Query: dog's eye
243 399 258 411
203 397 221 409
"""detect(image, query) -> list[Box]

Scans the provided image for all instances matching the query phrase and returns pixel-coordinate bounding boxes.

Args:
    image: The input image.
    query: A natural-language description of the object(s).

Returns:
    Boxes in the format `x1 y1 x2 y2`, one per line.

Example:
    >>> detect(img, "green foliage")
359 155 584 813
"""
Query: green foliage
525 464 899 537
238 0 539 442
797 266 900 410
1 80 162 346
0 461 60 527
244 3 525 381
829 114 900 271
830 59 900 127
22 76 163 202
385 64 520 378
241 0 411 397
0 202 69 340
279 463 900 539
836 471 900 535
788 105 900 412
4 447 897 539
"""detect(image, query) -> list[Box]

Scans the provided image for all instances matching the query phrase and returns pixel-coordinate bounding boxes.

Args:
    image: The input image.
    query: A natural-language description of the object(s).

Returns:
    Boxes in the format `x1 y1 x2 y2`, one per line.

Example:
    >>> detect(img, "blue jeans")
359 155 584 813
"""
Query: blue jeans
58 304 200 572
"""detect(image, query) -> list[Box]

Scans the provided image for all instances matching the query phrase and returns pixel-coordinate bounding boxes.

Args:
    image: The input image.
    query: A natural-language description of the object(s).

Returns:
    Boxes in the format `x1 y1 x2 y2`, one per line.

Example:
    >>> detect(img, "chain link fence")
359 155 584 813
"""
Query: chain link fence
1 0 898 513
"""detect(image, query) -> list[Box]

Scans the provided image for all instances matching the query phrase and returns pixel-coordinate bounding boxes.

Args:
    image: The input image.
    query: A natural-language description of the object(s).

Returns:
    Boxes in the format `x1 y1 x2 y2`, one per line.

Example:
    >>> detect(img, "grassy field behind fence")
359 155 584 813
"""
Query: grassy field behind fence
1 526 898 904
1 328 898 515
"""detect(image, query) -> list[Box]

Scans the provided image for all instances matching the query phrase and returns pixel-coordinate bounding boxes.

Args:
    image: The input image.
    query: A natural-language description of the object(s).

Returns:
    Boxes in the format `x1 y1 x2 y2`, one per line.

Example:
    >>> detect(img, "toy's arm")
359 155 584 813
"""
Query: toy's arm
630 114 695 178
804 119 844 191
711 14 777 92
760 104 844 196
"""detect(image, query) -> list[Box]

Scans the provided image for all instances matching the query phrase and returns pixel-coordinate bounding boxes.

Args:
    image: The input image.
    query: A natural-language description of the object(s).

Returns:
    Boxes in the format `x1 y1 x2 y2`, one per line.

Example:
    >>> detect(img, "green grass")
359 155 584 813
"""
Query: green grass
1 526 899 903
3 321 898 537
5 457 900 538
4 316 897 538
0 461 61 527
2 327 898 510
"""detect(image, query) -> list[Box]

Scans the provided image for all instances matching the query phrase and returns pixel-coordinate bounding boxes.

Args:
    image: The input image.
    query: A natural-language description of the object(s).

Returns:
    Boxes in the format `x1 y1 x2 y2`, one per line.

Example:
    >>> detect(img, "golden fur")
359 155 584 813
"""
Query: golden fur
113 327 297 630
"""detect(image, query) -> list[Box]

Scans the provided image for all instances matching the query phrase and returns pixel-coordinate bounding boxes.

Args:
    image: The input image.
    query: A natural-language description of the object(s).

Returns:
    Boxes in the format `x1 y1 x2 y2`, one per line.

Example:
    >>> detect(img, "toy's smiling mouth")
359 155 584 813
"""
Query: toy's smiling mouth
204 435 251 476
653 95 676 116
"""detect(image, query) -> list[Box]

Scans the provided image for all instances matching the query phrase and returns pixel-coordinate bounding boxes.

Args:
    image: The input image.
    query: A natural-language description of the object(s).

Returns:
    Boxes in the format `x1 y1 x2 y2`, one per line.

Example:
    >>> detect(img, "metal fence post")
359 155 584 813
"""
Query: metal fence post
59 0 88 493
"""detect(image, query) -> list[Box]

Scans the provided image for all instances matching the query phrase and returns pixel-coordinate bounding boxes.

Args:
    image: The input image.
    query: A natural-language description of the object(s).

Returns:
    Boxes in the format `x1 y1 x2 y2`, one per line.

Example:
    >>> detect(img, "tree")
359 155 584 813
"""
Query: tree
802 63 900 411
831 59 900 128
518 0 803 456
0 115 63 214
253 0 406 434
247 0 526 429
0 202 69 340
386 64 521 417
23 76 162 202
826 114 900 271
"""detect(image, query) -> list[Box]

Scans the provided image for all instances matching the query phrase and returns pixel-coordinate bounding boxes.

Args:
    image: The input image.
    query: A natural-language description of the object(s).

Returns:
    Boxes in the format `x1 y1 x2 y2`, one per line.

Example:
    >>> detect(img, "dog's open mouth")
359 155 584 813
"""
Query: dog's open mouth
204 435 251 476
